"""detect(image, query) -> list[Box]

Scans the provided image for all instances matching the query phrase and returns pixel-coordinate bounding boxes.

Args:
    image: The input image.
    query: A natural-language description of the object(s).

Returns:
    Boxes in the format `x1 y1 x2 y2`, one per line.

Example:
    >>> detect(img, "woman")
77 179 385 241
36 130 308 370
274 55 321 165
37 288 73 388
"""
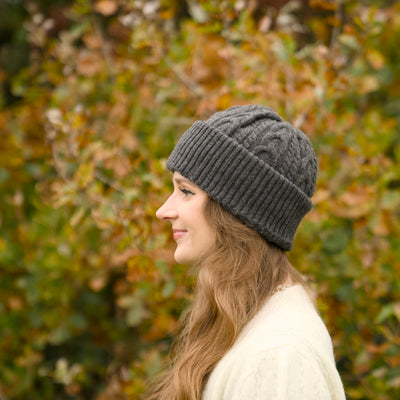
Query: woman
147 105 346 399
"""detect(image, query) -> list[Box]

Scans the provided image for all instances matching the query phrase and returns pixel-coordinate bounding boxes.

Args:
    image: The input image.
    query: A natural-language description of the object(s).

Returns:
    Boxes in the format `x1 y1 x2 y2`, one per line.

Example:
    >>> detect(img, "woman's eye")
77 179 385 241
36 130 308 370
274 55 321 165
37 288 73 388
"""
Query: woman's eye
180 188 195 197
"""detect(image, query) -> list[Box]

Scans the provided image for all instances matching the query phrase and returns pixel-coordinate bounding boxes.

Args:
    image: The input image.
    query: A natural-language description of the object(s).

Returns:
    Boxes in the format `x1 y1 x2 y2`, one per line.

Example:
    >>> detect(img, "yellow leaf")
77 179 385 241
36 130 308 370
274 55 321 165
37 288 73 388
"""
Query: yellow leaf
75 162 94 188
366 49 385 70
358 75 380 94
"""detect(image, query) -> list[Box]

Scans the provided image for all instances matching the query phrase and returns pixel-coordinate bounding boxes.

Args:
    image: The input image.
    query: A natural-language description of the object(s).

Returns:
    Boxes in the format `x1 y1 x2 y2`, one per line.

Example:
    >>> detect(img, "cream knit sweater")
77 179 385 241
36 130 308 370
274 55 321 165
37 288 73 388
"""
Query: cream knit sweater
202 285 346 400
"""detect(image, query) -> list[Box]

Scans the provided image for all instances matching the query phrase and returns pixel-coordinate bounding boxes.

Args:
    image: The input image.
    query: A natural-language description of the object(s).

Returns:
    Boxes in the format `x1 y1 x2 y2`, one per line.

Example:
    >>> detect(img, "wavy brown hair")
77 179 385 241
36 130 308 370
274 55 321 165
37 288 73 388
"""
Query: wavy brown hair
145 197 307 400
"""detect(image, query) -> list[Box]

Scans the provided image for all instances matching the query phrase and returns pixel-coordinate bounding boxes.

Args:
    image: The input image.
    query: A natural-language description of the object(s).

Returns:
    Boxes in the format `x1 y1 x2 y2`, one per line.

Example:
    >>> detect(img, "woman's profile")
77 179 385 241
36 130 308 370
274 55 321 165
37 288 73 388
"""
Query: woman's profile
146 105 346 399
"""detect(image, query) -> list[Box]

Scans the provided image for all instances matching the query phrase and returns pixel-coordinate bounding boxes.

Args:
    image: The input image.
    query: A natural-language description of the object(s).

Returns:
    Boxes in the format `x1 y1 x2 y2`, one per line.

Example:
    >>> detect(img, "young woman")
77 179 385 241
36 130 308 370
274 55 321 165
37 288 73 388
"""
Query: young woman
147 105 346 399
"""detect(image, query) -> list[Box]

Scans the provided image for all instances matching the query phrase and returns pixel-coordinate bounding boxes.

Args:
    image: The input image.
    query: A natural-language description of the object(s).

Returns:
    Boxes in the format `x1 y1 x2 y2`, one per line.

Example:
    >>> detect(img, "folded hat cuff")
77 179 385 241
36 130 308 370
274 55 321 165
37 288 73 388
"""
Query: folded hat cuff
166 121 312 251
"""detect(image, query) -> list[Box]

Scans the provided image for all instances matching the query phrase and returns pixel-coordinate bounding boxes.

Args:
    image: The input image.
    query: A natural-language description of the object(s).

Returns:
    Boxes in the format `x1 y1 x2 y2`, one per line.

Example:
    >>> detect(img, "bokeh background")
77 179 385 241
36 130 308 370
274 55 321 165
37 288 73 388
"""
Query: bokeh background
1 0 399 399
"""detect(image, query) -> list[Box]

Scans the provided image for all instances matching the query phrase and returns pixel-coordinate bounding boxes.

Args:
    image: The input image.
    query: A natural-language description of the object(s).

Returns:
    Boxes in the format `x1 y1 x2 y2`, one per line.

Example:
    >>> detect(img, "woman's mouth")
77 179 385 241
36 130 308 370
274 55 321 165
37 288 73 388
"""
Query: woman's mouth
173 229 187 240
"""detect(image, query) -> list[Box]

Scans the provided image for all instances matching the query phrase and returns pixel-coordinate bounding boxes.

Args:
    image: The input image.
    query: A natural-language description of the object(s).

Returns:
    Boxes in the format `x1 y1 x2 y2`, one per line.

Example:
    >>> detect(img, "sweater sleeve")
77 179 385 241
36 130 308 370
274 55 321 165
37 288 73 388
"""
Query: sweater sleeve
231 345 336 400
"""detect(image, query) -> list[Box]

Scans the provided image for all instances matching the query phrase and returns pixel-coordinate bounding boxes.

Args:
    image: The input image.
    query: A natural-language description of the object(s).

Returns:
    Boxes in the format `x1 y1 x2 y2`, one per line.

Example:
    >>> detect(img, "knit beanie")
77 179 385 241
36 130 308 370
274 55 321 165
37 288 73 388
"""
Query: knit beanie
166 105 318 251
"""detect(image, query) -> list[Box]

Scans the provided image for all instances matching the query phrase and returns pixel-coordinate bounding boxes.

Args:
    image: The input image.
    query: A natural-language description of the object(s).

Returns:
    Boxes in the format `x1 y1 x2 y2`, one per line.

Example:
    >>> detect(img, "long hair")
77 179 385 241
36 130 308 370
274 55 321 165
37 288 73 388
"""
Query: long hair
145 198 307 399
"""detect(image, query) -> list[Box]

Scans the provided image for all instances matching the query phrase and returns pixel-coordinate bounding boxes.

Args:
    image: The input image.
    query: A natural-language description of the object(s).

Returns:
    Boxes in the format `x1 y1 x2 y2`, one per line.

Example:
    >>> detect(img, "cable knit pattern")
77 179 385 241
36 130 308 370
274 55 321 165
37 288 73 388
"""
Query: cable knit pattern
206 106 317 198
202 286 346 400
167 105 318 251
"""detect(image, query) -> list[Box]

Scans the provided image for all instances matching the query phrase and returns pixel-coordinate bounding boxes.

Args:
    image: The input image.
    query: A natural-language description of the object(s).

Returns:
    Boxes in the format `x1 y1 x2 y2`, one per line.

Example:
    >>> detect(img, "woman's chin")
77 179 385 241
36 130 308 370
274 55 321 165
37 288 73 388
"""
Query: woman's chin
174 245 200 265
174 251 193 265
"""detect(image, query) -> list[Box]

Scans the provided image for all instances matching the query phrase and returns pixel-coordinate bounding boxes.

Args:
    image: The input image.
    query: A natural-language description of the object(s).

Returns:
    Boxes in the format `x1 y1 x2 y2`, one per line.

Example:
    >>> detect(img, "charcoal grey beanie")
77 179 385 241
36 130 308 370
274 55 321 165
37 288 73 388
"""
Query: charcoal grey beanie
166 105 318 251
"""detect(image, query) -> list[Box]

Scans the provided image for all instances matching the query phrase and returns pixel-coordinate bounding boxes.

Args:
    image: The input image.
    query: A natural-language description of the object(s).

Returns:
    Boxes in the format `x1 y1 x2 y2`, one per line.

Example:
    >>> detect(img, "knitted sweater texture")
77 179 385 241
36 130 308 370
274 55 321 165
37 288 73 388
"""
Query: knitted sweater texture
202 285 346 400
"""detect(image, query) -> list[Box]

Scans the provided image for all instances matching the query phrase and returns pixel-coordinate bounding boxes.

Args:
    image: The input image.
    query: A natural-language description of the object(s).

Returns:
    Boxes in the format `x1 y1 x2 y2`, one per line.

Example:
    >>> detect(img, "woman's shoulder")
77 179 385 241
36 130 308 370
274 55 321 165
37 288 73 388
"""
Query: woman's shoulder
202 285 346 400
203 342 346 400
235 285 335 359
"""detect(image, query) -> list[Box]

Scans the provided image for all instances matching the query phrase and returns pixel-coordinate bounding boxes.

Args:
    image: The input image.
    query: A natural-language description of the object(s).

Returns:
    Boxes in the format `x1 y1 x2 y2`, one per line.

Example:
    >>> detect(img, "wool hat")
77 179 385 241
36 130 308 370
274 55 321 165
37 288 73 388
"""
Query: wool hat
166 105 318 251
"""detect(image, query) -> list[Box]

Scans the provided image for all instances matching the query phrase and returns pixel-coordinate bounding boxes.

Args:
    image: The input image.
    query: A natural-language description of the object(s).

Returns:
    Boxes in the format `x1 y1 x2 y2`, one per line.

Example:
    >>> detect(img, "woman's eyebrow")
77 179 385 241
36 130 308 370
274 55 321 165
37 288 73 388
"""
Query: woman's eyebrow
174 177 192 185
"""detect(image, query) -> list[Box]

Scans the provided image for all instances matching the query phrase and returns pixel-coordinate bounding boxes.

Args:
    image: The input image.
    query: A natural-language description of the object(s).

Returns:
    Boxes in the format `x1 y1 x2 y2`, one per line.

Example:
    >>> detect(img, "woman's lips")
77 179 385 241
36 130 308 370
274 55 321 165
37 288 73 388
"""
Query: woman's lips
173 229 187 240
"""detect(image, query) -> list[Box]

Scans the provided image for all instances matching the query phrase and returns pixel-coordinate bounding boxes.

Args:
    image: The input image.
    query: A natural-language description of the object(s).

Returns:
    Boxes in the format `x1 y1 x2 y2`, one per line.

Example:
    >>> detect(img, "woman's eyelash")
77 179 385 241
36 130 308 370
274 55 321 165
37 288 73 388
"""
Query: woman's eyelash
180 188 195 196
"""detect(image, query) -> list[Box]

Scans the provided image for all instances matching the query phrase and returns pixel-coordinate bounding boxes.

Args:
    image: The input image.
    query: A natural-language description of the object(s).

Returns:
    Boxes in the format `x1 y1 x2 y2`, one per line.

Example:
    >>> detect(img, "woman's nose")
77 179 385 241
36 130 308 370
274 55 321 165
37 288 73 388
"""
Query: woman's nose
156 195 178 220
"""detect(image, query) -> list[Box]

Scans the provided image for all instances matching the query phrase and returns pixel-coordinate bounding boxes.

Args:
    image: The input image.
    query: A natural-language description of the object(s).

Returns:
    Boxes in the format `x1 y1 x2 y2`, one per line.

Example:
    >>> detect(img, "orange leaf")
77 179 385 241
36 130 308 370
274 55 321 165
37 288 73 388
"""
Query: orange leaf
89 276 108 292
94 0 118 16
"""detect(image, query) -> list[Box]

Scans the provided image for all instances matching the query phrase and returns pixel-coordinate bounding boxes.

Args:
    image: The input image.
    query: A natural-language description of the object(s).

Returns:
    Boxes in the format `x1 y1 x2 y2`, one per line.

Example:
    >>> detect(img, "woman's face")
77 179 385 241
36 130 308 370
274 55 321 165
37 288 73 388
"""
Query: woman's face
156 172 216 265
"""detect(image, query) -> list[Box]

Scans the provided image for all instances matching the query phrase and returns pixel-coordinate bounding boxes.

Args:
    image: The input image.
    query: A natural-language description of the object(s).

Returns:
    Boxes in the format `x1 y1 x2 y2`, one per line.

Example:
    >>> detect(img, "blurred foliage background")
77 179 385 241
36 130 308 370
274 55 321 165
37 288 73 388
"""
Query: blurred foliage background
0 0 399 399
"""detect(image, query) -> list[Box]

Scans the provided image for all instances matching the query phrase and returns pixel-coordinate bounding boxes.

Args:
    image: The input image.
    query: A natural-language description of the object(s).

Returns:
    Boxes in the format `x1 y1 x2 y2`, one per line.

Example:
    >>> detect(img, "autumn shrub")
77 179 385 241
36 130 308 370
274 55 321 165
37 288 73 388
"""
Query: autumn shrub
0 1 399 399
